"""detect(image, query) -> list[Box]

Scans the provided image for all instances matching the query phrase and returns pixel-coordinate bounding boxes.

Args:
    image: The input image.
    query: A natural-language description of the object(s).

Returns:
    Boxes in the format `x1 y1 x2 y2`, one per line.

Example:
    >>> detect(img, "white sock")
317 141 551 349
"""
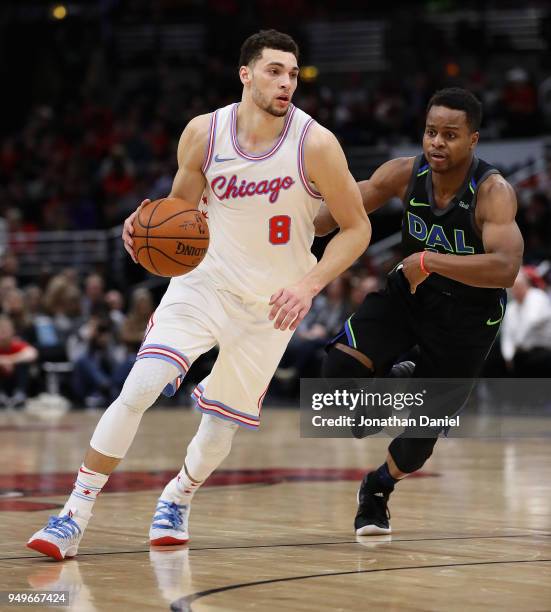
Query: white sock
160 467 201 505
60 464 109 527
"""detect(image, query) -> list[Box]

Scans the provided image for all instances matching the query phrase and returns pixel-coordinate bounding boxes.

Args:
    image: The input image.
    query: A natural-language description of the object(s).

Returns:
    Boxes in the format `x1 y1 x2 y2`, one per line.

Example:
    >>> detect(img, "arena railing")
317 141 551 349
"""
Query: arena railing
7 226 127 283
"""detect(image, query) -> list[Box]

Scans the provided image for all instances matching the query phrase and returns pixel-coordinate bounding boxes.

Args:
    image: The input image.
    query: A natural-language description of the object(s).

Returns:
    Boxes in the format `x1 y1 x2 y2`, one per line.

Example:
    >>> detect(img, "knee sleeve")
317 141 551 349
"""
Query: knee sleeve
322 346 374 378
388 436 437 473
185 414 238 481
90 358 179 458
119 358 179 414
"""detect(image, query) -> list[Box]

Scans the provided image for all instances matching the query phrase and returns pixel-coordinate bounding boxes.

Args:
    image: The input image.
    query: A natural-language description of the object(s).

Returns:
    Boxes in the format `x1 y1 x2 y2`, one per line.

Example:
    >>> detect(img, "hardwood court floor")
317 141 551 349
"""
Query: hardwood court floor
0 408 550 611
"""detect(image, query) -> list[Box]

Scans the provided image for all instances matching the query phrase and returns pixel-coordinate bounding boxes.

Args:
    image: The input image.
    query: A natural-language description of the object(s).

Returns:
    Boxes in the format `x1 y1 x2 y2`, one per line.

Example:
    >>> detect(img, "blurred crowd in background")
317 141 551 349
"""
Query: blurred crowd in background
2 1 551 234
1 0 551 409
2 260 551 410
0 270 156 408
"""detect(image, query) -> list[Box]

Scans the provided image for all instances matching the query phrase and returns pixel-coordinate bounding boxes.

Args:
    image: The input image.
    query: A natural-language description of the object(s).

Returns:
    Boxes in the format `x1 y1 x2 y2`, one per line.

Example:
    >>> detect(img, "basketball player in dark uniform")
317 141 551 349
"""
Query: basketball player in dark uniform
315 88 524 535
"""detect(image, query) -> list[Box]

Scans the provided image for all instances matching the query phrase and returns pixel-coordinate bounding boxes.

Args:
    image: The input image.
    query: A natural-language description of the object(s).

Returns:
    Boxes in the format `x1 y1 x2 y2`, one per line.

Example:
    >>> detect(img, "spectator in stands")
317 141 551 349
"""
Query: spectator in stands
1 288 33 338
60 267 80 288
81 273 106 318
111 287 155 388
105 289 126 335
539 73 551 130
23 285 44 318
0 315 38 409
517 192 551 261
0 275 17 295
71 317 126 408
0 252 19 278
500 68 540 137
29 275 81 363
0 213 7 258
99 145 136 200
119 288 154 352
500 269 551 376
349 275 380 309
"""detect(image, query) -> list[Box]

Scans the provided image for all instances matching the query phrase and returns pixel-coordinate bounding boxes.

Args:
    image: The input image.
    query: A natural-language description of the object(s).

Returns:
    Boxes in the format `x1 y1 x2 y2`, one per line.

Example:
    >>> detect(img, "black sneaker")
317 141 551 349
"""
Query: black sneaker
354 472 392 536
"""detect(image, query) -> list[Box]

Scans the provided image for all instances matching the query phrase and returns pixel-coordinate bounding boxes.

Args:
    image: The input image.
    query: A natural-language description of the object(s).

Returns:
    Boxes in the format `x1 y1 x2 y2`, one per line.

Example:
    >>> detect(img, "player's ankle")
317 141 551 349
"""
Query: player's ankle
58 507 90 531
372 463 398 492
161 477 196 505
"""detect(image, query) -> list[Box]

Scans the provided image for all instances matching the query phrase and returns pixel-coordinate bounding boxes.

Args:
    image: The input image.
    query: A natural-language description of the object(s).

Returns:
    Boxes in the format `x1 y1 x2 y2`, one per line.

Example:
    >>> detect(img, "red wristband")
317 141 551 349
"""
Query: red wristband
420 251 431 275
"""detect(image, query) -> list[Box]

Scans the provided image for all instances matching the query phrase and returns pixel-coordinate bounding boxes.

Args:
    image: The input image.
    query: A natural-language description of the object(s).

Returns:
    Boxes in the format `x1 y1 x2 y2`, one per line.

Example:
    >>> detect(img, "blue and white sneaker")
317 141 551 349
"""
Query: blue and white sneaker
149 499 190 546
27 510 84 561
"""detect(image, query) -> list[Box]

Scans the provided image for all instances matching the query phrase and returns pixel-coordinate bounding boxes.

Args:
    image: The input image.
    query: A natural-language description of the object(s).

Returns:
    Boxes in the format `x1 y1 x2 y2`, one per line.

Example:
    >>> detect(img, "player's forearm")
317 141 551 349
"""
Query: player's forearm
424 251 520 288
302 221 371 294
358 180 389 214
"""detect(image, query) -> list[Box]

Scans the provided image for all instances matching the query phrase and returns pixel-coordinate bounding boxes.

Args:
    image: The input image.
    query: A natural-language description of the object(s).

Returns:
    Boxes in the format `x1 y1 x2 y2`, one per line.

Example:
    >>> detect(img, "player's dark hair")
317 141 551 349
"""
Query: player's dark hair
426 88 482 132
239 29 299 67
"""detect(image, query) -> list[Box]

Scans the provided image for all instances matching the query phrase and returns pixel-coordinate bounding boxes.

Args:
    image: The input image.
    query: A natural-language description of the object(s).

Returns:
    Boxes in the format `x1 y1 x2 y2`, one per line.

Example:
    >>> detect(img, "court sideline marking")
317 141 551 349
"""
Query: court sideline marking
3 531 549 561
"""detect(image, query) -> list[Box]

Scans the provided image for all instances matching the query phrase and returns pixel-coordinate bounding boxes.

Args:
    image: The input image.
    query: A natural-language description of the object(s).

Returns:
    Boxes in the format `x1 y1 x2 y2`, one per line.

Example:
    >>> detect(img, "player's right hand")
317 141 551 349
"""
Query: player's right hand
122 199 150 263
269 283 315 331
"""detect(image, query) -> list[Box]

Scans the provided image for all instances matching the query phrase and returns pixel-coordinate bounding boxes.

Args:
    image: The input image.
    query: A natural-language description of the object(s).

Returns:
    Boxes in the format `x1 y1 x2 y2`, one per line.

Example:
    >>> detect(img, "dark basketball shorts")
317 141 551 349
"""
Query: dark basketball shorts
330 267 506 379
328 268 506 428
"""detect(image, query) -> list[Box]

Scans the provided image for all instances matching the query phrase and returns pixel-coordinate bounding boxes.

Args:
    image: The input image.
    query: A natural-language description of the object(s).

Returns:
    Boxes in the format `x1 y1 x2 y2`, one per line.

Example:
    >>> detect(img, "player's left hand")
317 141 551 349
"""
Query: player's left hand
401 252 430 294
269 284 315 331
122 199 150 263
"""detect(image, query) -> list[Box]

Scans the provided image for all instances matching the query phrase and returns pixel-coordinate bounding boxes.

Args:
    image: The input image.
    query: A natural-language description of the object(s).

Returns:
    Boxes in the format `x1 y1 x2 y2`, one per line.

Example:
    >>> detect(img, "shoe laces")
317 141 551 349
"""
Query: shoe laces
153 500 186 529
44 515 82 539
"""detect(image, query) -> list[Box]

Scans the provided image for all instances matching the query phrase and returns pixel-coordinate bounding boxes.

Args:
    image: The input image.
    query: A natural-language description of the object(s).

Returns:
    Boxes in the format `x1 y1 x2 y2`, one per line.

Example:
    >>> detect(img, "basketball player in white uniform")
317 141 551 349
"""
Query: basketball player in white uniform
27 29 370 560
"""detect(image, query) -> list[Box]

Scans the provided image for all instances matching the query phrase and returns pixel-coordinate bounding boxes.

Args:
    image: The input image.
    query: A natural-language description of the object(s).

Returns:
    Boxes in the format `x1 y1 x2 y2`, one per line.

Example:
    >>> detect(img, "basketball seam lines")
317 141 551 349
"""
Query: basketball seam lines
137 198 165 229
146 199 165 275
140 208 200 229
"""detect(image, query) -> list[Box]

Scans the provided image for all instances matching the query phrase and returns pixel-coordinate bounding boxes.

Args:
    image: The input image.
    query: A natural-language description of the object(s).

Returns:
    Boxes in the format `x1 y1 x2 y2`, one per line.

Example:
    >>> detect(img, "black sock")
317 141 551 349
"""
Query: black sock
371 463 398 493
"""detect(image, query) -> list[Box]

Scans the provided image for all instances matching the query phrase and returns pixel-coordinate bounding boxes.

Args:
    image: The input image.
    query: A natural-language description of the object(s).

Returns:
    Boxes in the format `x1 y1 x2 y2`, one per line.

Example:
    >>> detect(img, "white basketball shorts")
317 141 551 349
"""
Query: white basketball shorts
136 270 293 429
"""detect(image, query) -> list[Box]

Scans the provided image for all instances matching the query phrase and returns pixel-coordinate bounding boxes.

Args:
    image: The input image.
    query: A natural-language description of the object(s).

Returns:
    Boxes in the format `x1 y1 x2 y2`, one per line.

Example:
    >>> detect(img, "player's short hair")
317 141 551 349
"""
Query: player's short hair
426 88 482 132
239 29 299 68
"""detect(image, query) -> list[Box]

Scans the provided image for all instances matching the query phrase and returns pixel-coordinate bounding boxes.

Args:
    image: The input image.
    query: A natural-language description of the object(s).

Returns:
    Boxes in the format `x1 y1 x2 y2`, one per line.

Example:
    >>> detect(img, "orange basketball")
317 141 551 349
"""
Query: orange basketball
132 198 209 277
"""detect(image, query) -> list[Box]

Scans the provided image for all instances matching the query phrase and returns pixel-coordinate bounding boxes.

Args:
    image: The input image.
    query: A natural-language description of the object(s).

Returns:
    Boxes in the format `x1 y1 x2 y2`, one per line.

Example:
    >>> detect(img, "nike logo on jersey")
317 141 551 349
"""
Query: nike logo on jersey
214 154 237 163
409 198 431 207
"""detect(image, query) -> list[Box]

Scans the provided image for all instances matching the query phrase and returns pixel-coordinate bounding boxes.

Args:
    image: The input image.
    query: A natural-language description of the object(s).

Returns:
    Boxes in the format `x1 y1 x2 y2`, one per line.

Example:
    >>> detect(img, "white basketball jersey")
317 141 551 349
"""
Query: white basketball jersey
194 103 323 301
